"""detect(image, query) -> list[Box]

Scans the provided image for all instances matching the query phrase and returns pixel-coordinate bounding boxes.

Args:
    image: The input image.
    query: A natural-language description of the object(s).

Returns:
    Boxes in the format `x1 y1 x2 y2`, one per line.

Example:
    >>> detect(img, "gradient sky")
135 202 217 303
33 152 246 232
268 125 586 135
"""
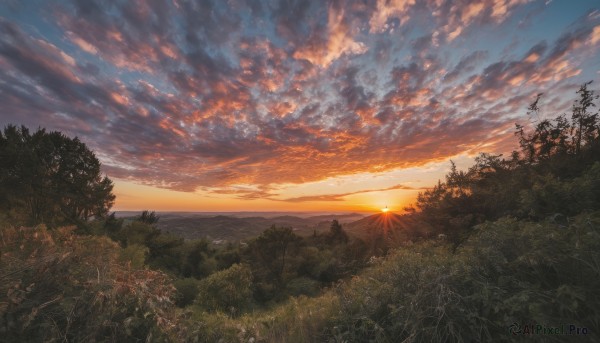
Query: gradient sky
1 0 599 213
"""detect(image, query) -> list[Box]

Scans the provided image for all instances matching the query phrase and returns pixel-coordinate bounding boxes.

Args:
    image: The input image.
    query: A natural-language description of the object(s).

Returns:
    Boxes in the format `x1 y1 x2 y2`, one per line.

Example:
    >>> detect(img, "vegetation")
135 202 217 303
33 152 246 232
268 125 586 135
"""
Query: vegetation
1 83 599 341
0 125 115 227
0 225 179 342
402 82 600 247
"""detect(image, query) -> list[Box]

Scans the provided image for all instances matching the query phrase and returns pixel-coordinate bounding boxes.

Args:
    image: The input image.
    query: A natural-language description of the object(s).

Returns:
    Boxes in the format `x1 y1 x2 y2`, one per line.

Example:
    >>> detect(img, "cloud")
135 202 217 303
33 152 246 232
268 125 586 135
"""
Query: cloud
57 5 168 73
0 0 598 198
589 25 600 45
280 184 420 202
444 50 489 83
369 0 415 33
293 4 368 68
369 0 531 40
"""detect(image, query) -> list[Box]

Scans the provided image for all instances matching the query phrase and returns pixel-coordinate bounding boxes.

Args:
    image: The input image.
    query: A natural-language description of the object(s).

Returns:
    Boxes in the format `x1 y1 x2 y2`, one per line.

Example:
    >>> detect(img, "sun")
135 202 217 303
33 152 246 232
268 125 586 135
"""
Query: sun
381 206 389 213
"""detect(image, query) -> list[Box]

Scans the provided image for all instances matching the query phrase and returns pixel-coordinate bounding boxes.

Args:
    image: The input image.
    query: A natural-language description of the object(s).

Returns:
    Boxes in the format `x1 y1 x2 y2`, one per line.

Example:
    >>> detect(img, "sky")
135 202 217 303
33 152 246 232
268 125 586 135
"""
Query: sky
0 0 599 213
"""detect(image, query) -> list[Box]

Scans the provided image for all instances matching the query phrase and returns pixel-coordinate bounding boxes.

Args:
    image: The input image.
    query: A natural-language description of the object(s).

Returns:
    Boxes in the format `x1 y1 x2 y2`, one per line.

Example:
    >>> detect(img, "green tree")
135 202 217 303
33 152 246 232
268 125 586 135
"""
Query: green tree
327 219 348 244
249 226 301 283
181 238 216 278
0 125 115 226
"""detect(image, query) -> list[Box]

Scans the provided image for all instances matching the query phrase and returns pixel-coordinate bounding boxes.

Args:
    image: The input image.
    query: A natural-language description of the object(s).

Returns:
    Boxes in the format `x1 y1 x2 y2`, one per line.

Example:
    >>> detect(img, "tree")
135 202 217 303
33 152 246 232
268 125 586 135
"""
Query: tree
327 219 348 244
137 210 160 224
515 82 599 162
248 226 301 283
0 125 115 225
571 81 599 155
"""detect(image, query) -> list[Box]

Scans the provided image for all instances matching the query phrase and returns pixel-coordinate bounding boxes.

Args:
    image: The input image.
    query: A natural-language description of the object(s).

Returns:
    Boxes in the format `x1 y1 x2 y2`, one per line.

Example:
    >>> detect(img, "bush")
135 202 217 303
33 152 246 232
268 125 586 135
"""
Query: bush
0 225 180 342
520 161 600 218
285 277 321 297
322 212 600 342
196 264 253 315
173 278 199 308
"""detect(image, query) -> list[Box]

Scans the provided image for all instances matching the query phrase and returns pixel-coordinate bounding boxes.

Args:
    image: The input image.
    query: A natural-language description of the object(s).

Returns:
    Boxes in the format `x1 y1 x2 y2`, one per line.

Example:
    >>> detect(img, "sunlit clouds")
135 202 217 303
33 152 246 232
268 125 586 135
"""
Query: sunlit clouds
0 1 599 212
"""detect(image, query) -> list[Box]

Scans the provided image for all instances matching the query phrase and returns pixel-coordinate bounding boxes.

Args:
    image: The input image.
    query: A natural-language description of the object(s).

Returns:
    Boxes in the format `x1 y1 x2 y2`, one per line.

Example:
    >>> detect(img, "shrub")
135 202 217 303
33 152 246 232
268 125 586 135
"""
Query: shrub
196 264 253 315
323 212 600 342
0 225 180 341
173 278 199 308
520 161 600 218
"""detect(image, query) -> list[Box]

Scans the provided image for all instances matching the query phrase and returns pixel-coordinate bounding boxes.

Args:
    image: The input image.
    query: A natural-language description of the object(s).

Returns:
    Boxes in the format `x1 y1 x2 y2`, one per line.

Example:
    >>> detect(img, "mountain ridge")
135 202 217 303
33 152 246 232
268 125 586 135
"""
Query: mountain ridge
152 212 368 242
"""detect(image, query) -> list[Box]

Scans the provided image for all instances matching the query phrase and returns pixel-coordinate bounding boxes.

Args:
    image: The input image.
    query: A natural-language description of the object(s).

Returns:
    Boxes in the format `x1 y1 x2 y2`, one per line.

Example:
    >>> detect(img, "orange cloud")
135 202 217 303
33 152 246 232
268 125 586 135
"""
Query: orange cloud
369 0 415 33
280 184 420 202
2 0 598 212
589 25 600 45
293 5 367 68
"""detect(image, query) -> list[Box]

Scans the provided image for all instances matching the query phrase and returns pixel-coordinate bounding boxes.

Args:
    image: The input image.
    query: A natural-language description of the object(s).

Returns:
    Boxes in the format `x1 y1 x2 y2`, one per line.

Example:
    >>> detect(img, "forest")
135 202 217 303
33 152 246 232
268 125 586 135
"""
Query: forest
1 83 599 342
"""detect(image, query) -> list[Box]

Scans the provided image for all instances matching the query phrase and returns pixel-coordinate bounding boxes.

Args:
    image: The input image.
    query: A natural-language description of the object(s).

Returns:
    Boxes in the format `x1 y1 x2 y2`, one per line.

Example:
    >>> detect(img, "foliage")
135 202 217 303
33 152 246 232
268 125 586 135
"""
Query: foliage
197 211 600 342
247 226 301 286
173 278 199 308
137 210 160 224
181 238 217 279
195 264 253 315
403 83 600 244
0 125 115 227
321 212 600 342
326 219 348 244
119 243 149 269
181 293 340 343
0 225 179 342
115 220 160 248
519 161 600 218
517 82 599 161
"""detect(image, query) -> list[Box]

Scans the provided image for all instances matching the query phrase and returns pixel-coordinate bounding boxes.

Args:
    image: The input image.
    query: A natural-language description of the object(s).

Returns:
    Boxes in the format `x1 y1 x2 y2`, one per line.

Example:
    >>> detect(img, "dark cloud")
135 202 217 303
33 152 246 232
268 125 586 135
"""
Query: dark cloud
411 34 433 54
274 0 318 43
543 25 595 66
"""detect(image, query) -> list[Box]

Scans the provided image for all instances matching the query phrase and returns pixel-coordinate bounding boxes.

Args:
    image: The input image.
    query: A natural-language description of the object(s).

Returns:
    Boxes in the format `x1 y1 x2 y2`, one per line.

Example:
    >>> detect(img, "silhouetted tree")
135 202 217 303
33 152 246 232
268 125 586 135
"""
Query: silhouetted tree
327 219 348 244
103 212 123 239
0 125 114 226
516 81 599 162
137 210 160 224
571 81 599 155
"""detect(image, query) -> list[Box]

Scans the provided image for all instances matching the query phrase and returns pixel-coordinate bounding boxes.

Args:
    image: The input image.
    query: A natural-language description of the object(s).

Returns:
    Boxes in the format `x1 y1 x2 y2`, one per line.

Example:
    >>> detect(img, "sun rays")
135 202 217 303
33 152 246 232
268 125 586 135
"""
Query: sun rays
371 209 403 235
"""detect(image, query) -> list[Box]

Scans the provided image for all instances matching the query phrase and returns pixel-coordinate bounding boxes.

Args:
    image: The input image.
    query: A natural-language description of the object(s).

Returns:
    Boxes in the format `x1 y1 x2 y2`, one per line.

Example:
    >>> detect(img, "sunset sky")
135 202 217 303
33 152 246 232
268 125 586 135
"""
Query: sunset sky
1 0 599 213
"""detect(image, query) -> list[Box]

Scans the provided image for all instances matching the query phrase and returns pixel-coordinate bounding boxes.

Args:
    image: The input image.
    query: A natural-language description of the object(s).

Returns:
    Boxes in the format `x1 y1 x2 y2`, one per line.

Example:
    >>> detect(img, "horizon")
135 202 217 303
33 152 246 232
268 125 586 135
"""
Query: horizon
113 210 371 214
112 210 376 219
1 1 599 212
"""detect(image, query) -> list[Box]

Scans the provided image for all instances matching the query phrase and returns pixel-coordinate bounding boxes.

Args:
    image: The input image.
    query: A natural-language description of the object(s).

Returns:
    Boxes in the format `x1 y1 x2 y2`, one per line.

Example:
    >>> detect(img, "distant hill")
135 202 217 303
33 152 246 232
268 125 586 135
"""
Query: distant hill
115 211 367 219
153 212 367 242
304 213 365 224
342 212 407 239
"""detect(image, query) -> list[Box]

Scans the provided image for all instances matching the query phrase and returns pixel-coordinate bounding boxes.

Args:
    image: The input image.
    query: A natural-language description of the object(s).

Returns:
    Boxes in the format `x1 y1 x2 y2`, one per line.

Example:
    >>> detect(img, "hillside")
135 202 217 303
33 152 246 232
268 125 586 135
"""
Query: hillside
342 212 406 239
153 212 366 241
